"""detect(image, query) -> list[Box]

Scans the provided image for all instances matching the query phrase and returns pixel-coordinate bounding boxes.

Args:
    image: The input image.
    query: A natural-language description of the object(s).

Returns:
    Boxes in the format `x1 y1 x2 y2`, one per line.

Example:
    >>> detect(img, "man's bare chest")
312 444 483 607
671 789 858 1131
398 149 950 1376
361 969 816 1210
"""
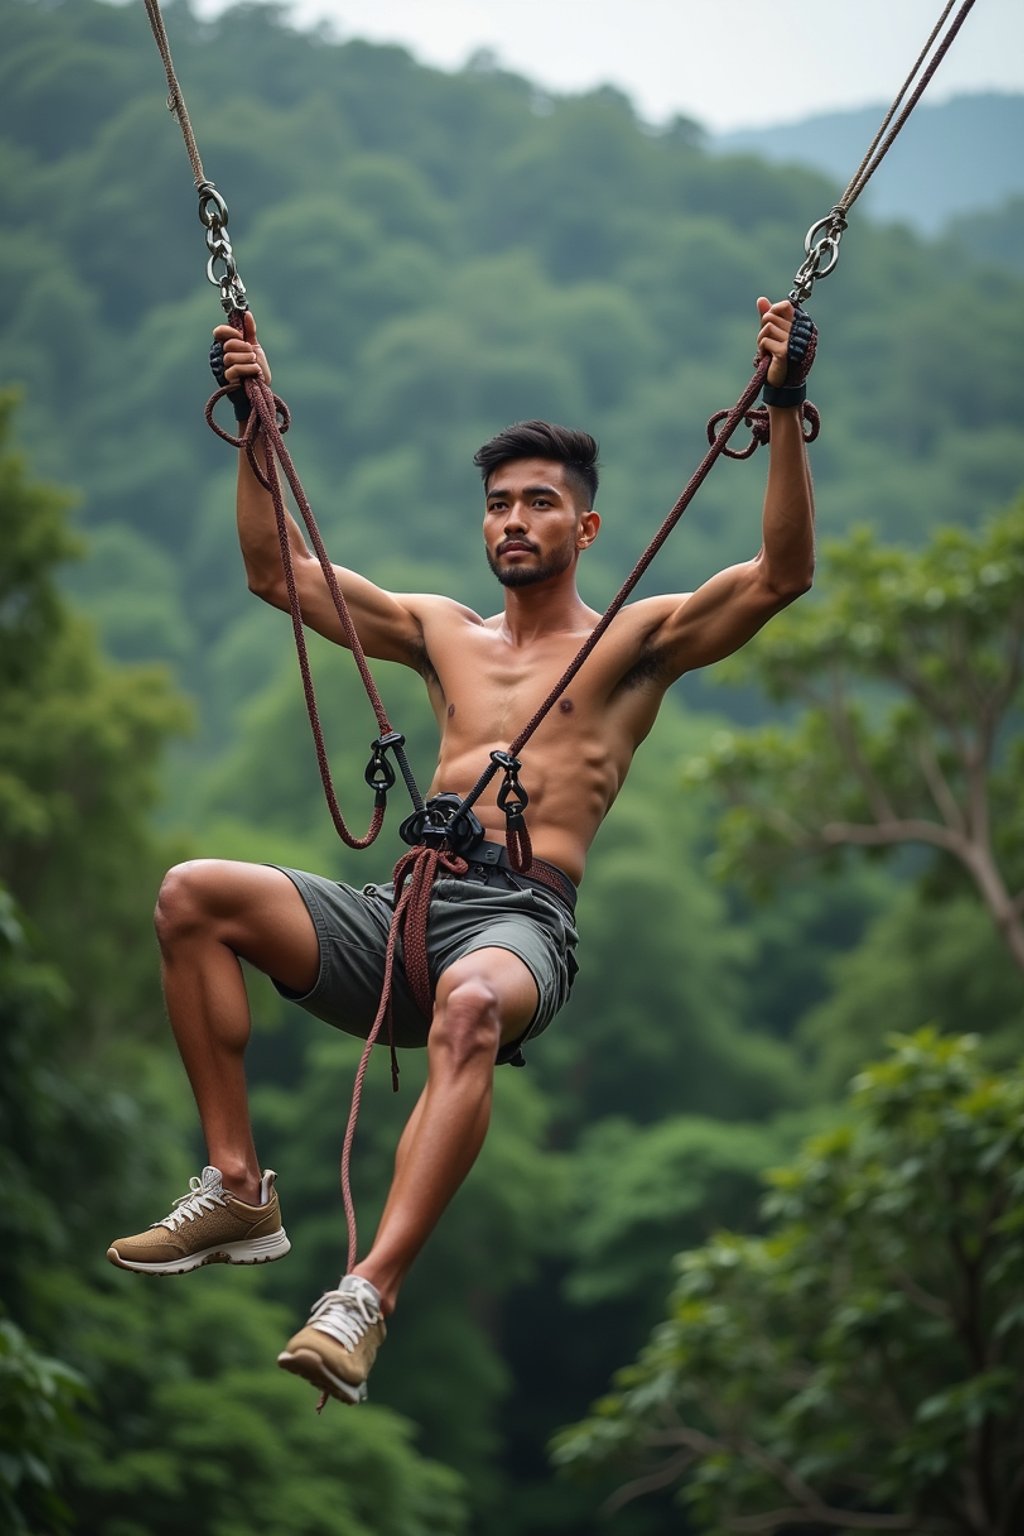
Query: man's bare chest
427 626 611 737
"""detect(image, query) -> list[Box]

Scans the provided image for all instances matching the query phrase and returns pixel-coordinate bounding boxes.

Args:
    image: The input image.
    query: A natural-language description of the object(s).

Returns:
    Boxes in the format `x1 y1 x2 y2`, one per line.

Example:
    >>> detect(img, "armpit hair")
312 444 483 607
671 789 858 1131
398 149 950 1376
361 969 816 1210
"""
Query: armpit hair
418 645 443 697
615 640 669 694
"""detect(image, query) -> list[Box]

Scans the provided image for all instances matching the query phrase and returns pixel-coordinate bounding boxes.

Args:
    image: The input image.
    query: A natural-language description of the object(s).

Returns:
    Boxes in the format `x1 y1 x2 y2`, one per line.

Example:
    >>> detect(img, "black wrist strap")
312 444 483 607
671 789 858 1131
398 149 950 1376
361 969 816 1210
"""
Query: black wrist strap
762 380 807 408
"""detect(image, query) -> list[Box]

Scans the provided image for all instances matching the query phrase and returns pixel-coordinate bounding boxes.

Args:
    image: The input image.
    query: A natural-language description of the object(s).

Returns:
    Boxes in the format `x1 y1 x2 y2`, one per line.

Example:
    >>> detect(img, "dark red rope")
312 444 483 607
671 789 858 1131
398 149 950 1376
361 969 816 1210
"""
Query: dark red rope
207 362 403 848
510 355 771 753
459 354 772 831
338 844 467 1272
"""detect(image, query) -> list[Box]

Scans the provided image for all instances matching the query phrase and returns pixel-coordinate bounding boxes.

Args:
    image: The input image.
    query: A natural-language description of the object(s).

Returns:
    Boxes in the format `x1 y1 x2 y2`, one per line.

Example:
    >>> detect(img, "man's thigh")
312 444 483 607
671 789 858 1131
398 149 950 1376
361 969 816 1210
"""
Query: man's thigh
170 858 321 995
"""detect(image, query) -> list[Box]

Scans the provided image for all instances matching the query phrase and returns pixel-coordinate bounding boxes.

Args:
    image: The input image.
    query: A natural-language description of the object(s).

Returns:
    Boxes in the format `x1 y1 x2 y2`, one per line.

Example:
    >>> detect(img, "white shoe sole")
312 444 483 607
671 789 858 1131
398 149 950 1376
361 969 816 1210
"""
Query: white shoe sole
277 1346 368 1404
106 1227 291 1275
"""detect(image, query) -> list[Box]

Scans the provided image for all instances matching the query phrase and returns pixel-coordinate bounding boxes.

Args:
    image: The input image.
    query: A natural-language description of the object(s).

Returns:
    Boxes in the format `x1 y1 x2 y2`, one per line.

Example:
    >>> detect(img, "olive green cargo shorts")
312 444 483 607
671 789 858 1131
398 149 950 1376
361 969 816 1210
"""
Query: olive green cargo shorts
269 865 579 1066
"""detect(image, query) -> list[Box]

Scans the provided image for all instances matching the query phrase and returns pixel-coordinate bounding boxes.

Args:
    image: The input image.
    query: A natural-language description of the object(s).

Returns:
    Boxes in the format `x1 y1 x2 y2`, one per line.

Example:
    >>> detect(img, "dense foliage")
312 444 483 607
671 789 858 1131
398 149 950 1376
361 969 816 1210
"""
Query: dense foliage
1 3 1021 1533
556 1032 1024 1536
686 501 1024 972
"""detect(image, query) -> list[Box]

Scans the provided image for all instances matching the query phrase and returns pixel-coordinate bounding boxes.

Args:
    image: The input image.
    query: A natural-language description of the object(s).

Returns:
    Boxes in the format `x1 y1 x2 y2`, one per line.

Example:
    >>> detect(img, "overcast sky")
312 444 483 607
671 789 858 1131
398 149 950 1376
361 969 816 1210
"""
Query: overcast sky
191 0 1022 133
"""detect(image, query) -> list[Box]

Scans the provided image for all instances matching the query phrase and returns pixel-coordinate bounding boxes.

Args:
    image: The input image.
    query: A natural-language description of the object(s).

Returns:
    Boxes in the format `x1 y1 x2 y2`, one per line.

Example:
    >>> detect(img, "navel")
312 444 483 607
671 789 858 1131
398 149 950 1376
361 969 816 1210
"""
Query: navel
447 703 456 718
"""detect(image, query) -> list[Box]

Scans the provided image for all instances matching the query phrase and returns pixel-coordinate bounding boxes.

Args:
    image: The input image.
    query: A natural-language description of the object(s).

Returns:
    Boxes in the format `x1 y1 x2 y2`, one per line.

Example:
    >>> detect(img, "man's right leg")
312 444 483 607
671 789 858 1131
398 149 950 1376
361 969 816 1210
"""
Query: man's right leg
106 860 321 1274
154 859 321 1203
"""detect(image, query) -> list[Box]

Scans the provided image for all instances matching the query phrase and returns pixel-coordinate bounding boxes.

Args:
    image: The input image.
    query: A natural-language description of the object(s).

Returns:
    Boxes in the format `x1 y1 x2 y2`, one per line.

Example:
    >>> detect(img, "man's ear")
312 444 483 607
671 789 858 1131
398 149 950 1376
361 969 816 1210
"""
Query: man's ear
577 510 601 549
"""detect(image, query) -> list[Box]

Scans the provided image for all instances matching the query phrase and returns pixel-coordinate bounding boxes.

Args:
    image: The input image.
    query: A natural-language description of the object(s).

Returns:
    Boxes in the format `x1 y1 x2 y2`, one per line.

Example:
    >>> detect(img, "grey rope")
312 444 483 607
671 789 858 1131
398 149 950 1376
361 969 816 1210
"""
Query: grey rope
143 0 207 187
839 0 977 214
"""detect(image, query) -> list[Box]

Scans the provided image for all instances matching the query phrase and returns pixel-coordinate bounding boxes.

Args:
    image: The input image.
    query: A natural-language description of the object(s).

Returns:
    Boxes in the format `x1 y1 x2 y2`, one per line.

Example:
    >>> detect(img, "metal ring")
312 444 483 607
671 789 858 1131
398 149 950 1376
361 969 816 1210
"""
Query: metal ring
205 223 232 255
207 250 240 288
197 183 229 229
808 234 841 281
802 212 833 256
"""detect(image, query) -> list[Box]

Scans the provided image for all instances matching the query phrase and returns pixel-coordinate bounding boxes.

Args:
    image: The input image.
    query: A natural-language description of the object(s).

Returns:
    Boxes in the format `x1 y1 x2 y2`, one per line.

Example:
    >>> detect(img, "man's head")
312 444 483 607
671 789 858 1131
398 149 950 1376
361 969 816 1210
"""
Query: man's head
474 421 600 589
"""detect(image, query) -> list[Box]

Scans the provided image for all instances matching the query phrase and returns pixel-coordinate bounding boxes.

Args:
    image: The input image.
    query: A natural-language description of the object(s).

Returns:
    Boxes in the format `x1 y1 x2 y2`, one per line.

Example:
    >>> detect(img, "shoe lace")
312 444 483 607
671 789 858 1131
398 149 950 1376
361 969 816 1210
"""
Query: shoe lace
156 1171 227 1231
307 1282 382 1351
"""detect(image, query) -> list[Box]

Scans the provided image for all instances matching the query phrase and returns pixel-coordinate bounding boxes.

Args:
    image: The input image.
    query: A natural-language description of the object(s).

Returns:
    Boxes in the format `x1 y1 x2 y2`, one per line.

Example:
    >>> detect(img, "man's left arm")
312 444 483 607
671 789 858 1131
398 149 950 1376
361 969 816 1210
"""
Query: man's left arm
645 297 815 679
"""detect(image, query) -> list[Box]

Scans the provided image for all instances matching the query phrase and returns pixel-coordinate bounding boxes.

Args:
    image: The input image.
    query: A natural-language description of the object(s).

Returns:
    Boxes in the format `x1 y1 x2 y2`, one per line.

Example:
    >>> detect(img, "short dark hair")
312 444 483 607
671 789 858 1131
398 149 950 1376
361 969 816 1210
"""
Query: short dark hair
473 420 600 508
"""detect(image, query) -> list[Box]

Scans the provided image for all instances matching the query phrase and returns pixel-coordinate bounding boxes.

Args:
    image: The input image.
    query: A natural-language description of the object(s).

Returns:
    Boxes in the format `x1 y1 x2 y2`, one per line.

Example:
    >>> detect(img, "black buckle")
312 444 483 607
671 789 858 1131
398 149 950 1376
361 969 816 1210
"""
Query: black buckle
399 793 485 854
491 751 530 833
364 731 405 807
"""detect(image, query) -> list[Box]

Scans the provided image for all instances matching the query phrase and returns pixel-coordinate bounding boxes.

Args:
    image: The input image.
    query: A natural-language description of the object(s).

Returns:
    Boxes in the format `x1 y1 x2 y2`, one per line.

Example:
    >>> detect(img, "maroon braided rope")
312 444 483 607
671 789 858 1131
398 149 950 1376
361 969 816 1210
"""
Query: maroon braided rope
459 354 772 832
506 353 768 746
458 1 981 844
338 844 467 1273
207 367 399 848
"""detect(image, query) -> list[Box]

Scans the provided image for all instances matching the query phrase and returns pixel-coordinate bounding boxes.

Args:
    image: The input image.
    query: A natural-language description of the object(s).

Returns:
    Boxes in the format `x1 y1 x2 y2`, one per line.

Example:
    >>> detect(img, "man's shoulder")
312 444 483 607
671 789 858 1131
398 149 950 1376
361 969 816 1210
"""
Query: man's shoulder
405 592 484 629
592 595 693 659
624 593 694 625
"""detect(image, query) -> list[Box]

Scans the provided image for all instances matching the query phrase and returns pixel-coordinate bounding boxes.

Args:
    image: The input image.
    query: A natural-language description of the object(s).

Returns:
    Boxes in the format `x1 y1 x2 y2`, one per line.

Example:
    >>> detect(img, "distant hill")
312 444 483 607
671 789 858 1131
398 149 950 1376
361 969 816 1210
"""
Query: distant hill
714 92 1024 234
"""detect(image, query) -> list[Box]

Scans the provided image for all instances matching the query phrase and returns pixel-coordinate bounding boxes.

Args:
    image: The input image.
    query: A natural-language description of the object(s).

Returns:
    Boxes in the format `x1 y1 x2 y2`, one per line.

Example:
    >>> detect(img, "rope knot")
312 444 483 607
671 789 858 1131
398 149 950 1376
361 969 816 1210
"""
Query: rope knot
706 401 820 459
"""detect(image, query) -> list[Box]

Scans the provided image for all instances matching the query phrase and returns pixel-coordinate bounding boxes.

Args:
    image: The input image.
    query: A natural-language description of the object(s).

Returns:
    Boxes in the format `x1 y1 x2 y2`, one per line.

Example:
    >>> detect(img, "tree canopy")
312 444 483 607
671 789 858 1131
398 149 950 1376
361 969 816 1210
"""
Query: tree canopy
555 1032 1024 1536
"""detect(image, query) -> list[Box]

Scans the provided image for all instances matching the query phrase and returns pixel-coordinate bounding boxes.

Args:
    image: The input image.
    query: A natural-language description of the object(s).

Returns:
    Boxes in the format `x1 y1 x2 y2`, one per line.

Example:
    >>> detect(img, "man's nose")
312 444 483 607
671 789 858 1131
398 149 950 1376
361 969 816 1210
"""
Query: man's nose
503 504 527 532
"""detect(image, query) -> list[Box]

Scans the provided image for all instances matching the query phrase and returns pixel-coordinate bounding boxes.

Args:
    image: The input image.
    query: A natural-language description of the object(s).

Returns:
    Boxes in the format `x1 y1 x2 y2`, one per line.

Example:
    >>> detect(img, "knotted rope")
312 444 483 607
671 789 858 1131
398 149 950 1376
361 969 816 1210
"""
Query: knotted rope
337 843 467 1269
455 352 775 845
208 342 424 845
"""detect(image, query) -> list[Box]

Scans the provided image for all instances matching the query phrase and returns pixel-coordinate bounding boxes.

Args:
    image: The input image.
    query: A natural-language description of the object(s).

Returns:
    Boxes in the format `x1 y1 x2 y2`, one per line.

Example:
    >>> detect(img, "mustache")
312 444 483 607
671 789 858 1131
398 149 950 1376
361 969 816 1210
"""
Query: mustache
496 538 539 556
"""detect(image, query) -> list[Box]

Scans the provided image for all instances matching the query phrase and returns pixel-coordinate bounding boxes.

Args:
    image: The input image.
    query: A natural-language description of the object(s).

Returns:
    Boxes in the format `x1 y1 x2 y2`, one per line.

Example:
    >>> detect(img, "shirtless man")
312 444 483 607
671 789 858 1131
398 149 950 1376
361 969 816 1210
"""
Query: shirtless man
107 297 815 1406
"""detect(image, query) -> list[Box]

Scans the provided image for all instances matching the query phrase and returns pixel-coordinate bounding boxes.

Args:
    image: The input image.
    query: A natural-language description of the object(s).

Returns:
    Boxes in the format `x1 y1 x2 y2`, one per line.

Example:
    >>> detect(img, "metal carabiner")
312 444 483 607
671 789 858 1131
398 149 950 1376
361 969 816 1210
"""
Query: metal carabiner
789 205 848 304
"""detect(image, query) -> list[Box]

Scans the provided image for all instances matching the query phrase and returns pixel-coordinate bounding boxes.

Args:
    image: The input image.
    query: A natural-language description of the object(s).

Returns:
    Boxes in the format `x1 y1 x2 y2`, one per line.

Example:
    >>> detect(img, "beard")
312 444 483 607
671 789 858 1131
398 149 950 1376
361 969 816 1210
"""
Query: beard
486 536 576 589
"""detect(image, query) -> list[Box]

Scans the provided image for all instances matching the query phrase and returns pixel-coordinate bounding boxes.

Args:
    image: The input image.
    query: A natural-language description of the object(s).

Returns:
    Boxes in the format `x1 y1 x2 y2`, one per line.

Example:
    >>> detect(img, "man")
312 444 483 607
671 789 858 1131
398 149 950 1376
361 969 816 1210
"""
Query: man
107 298 815 1406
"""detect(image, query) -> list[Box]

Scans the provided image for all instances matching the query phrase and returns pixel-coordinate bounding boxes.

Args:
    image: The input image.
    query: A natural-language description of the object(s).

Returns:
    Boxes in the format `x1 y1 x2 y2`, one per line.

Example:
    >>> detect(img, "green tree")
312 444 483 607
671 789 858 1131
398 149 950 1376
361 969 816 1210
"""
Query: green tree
0 1315 87 1536
0 399 469 1535
685 501 1024 971
555 1031 1024 1536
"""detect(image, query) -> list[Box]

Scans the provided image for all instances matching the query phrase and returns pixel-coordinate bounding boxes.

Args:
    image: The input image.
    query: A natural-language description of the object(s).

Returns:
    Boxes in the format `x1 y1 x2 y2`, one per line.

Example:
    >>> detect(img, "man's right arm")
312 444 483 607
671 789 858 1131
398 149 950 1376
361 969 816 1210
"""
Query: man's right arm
217 313 427 669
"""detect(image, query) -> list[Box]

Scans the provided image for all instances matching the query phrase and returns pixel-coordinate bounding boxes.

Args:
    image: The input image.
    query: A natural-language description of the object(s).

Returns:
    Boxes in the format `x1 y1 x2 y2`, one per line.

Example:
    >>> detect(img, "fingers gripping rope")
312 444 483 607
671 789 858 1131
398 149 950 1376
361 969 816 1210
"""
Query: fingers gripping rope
762 307 817 408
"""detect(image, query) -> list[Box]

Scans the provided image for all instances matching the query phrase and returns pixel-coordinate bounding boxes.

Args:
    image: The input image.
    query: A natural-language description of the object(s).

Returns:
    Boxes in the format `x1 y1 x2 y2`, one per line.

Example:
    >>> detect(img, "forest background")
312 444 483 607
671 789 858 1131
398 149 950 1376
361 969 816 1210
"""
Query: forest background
1 1 1022 1533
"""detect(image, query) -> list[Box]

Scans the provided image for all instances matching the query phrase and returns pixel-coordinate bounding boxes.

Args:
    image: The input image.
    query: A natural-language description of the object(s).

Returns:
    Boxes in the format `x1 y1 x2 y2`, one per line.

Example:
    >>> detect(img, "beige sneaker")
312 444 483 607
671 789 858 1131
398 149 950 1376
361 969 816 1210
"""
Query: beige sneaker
277 1275 386 1404
106 1166 290 1274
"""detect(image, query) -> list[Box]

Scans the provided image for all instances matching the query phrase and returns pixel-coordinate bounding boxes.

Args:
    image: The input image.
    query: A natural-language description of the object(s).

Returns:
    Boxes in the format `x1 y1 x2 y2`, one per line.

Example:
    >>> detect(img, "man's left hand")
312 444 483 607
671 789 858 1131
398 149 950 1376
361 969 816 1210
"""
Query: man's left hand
756 297 798 387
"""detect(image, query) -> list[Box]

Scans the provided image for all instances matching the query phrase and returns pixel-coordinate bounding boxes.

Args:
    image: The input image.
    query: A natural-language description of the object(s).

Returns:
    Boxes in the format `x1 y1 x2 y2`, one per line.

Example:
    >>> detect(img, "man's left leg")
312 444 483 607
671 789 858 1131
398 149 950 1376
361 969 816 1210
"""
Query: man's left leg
278 946 536 1402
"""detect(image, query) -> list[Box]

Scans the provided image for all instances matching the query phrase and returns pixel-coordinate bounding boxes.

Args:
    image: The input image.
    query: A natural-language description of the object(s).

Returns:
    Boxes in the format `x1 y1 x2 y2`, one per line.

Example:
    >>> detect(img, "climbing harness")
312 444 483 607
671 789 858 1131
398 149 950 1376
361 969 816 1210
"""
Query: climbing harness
143 0 978 1276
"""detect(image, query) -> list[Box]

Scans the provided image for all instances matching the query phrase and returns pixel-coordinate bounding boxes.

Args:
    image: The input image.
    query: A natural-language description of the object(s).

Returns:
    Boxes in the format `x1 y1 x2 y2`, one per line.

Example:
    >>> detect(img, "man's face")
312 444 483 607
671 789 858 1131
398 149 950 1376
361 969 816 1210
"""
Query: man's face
483 458 585 589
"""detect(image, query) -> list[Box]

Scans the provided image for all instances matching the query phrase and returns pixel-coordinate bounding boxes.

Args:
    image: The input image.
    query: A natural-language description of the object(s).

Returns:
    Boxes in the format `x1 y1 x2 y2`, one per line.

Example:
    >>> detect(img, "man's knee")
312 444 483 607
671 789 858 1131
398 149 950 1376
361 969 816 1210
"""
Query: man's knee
430 970 503 1069
154 860 221 951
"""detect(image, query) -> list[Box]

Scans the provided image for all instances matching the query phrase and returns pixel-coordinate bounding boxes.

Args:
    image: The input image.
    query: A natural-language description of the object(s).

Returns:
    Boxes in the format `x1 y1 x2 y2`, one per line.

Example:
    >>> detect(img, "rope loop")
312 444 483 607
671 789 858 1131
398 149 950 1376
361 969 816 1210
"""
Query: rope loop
204 384 290 453
706 401 820 458
706 405 771 460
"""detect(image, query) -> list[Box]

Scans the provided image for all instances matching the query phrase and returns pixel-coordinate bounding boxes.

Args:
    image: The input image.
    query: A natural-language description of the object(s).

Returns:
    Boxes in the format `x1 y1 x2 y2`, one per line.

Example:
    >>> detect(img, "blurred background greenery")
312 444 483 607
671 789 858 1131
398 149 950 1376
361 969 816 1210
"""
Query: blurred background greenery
1 2 1021 1531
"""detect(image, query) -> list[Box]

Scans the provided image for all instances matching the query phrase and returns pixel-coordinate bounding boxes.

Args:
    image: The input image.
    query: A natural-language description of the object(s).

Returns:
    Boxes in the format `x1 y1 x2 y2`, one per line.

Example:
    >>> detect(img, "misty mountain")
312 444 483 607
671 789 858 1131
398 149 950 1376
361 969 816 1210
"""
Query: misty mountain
714 92 1024 235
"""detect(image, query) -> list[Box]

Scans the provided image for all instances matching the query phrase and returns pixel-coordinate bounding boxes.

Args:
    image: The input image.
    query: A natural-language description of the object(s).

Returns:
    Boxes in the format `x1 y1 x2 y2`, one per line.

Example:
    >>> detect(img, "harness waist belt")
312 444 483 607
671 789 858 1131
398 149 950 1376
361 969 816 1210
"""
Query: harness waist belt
455 840 577 914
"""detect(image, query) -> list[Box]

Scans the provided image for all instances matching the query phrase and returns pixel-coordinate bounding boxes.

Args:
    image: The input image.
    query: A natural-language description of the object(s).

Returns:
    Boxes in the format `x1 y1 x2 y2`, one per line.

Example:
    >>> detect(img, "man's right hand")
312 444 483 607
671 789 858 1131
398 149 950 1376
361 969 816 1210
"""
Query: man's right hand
213 309 271 386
